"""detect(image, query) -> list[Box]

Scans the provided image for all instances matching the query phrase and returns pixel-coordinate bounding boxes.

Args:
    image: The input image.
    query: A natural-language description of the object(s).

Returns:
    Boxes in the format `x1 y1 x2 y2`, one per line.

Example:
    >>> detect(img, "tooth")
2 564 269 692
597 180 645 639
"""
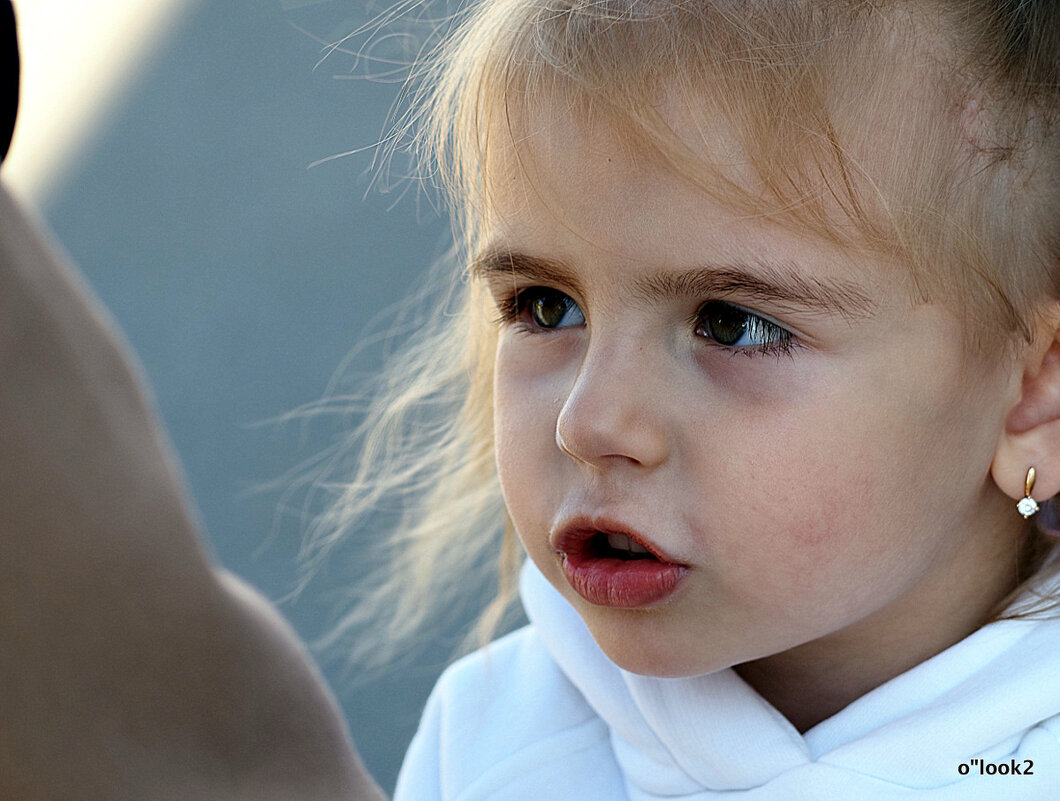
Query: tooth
628 540 650 555
606 533 632 551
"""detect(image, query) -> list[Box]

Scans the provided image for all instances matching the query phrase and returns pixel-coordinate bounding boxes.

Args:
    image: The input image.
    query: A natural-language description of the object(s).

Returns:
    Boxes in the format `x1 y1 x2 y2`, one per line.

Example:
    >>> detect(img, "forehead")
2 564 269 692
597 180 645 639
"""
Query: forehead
442 2 1037 352
479 97 904 307
465 2 977 286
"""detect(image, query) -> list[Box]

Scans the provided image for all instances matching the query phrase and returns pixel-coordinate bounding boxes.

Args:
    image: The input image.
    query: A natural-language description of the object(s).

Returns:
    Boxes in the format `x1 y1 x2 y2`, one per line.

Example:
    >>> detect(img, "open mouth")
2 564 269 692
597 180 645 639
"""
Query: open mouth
557 525 675 564
586 531 658 561
554 522 687 608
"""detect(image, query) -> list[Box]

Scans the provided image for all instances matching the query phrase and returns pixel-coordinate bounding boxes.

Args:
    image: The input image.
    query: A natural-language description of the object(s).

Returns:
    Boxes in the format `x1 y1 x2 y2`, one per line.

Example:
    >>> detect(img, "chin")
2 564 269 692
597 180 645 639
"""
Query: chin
586 614 729 678
600 640 721 678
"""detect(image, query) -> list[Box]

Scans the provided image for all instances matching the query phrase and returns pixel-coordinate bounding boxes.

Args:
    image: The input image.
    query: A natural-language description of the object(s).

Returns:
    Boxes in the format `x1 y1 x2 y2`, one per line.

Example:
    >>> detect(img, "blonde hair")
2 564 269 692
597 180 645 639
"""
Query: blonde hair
307 0 1060 670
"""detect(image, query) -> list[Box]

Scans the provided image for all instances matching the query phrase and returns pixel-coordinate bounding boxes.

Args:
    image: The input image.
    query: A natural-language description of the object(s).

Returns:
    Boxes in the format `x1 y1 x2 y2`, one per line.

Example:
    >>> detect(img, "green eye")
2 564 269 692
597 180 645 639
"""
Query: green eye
697 301 791 350
524 288 585 329
701 302 748 346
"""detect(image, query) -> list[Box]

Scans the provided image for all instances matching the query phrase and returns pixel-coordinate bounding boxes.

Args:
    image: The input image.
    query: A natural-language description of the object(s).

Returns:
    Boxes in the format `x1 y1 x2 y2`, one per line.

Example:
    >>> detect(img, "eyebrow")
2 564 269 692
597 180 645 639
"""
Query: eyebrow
470 250 877 320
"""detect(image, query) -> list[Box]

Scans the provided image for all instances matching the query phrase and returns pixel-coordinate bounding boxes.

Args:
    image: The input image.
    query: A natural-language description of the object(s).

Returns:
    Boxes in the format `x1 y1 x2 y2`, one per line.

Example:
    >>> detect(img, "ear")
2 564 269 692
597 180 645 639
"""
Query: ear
992 307 1060 505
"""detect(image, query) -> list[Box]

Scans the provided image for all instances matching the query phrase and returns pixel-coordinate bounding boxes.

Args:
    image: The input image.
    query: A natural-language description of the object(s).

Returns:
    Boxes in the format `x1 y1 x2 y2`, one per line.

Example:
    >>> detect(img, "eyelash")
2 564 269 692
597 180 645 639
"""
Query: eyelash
494 287 584 332
494 287 798 358
693 300 798 358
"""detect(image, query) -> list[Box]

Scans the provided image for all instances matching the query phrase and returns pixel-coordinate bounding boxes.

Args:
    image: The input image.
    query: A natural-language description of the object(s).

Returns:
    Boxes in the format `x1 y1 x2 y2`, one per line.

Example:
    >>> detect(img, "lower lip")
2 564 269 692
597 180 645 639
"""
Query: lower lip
561 552 687 608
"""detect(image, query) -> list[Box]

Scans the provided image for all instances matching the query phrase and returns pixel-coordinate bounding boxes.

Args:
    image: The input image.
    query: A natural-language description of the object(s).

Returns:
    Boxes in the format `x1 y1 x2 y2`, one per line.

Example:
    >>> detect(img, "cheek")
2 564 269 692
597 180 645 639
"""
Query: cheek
492 335 565 524
689 379 966 600
707 446 879 578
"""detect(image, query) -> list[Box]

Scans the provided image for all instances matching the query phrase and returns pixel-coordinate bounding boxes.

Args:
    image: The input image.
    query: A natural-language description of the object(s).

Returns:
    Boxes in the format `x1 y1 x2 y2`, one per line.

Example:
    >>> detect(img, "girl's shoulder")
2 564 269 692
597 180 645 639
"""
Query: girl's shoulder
394 625 625 801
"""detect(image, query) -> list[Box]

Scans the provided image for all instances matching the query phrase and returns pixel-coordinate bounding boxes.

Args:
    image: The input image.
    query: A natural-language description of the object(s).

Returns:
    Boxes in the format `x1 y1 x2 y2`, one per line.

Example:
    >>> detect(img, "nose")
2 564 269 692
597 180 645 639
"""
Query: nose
555 337 670 470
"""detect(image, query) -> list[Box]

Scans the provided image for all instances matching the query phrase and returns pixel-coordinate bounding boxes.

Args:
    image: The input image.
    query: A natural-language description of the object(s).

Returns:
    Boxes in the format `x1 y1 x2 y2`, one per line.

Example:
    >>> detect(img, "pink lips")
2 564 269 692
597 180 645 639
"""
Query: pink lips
553 518 688 609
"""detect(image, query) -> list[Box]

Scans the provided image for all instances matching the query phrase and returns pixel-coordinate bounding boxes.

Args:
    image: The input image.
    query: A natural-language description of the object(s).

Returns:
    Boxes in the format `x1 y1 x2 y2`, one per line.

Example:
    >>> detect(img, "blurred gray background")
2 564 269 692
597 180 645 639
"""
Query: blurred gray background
5 0 470 792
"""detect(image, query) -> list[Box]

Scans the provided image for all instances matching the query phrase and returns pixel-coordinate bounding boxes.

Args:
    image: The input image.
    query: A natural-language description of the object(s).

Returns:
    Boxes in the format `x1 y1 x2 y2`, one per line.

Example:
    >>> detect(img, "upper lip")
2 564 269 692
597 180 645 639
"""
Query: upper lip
551 515 686 565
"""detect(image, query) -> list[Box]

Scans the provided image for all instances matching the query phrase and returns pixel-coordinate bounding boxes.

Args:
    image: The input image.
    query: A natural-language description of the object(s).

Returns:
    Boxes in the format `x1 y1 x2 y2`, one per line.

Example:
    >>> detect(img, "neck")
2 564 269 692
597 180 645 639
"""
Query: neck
735 507 1022 733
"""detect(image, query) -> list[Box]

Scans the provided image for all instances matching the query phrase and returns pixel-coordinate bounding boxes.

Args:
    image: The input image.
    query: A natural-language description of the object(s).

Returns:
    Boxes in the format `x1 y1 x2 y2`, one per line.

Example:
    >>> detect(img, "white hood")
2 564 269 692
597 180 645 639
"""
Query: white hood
520 560 1060 798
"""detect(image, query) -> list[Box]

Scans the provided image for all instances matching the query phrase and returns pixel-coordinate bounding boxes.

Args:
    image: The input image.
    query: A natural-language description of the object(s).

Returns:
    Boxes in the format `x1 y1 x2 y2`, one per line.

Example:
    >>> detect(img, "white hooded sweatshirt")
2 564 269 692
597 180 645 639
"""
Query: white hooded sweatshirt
394 561 1060 800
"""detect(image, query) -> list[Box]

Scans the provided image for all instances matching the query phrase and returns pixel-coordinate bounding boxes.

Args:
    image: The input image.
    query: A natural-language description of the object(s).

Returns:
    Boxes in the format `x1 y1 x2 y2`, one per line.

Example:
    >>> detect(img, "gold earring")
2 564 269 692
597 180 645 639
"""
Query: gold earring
1017 467 1039 519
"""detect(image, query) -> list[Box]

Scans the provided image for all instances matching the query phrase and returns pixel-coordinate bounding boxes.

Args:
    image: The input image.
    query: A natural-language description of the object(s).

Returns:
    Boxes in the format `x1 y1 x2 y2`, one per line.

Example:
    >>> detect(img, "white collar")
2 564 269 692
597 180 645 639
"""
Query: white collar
520 560 1057 795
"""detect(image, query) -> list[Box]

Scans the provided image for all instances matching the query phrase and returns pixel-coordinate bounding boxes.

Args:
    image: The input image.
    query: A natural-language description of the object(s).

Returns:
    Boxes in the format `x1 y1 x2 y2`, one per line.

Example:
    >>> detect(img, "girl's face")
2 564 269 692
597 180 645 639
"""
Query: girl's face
487 106 1024 679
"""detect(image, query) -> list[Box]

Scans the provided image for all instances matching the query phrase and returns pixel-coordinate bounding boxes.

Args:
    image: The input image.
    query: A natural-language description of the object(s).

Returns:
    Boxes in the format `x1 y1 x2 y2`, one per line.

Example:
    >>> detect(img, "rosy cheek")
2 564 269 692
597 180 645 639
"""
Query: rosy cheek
719 432 879 566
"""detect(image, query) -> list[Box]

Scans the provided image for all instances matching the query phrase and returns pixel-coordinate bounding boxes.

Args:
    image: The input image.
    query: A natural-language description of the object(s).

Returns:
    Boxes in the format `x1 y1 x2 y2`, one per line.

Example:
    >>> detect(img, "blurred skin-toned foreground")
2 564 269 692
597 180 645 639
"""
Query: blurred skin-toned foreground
0 183 387 801
0 180 388 801
0 6 385 796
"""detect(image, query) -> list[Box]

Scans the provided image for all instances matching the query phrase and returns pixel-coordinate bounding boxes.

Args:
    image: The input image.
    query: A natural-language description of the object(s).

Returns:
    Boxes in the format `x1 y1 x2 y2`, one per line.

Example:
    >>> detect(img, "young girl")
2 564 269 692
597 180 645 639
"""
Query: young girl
7 0 1059 798
315 0 1060 797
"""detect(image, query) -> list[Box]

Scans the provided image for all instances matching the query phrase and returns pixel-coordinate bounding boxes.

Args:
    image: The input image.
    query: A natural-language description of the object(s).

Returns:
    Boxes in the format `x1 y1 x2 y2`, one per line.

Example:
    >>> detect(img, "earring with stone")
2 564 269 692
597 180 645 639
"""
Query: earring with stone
1017 467 1040 519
